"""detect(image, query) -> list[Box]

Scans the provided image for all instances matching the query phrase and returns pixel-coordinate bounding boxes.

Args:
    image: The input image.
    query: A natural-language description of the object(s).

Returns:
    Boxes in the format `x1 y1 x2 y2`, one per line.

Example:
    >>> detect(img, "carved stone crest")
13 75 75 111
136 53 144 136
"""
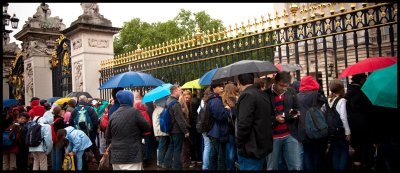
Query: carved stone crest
74 60 83 92
73 39 82 50
25 63 34 99
88 38 109 48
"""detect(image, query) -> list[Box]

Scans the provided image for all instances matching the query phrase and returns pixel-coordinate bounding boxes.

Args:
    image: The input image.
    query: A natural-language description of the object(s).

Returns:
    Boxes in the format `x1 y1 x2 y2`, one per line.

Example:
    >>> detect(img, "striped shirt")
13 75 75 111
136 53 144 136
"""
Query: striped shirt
272 90 290 139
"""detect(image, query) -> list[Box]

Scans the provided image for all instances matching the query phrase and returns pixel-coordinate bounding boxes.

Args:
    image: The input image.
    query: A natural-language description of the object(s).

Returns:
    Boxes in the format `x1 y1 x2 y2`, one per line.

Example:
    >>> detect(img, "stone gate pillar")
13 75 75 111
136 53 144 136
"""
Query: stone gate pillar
14 3 66 105
63 3 119 98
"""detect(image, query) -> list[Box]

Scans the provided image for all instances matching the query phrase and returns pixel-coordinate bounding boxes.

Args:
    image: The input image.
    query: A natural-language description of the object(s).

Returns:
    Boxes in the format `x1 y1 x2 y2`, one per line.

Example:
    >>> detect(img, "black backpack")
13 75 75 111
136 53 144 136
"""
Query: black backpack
196 97 216 133
324 97 345 139
26 117 43 147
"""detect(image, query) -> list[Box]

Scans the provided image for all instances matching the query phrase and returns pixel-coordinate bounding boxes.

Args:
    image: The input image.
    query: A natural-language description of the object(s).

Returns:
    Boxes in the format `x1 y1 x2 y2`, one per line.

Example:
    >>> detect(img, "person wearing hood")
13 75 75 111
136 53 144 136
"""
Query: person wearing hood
29 115 53 170
296 76 328 171
106 90 151 170
56 126 92 170
108 87 124 120
28 98 46 120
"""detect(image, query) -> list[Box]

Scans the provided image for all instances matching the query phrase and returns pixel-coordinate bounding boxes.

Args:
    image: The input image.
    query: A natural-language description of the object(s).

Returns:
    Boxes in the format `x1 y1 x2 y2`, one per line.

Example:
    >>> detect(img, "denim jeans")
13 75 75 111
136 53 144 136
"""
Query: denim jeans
75 150 85 170
163 133 184 170
202 133 211 170
328 137 349 171
237 153 265 170
209 137 227 170
157 136 169 166
303 139 328 171
267 135 303 170
226 134 237 170
51 144 64 170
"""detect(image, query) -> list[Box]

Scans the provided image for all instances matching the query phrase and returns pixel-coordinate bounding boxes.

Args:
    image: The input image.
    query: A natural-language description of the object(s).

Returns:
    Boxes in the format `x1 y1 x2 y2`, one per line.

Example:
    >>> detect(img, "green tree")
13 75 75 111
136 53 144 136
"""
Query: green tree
113 9 224 55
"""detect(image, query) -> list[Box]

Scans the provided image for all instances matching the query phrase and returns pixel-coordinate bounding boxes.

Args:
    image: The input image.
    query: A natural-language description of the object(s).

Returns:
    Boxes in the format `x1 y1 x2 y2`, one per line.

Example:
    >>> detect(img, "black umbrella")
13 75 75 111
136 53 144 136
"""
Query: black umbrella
65 91 93 98
212 60 279 83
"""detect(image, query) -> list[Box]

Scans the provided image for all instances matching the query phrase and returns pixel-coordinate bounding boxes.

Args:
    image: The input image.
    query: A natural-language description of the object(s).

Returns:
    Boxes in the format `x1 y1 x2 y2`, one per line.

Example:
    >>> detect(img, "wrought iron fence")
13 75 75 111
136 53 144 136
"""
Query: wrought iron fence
100 3 397 99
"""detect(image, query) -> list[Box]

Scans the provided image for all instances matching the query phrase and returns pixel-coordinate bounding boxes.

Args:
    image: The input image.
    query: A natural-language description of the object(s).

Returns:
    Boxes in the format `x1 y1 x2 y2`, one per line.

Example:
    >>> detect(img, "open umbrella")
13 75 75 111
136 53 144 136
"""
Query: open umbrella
361 63 397 108
275 63 302 72
181 79 204 90
142 83 172 103
99 71 164 89
47 97 62 104
3 99 19 108
212 60 279 83
55 98 72 105
66 91 92 98
199 68 218 86
338 57 397 78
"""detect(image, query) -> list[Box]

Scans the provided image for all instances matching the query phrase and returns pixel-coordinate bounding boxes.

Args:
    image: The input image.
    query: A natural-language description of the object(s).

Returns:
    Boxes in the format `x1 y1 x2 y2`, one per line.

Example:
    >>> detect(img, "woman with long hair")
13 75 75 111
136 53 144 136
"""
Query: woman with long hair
221 83 239 170
179 90 192 168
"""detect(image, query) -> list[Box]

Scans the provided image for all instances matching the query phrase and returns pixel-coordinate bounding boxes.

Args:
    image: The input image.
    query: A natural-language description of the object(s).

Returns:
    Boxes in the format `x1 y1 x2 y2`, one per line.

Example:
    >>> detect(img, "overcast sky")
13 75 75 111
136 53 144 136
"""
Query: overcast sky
7 3 276 47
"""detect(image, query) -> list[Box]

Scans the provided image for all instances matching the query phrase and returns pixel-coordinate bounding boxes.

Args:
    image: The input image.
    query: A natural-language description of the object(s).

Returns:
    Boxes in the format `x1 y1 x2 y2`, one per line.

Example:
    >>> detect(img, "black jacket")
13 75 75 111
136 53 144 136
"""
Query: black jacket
265 87 300 140
167 96 189 134
236 85 273 159
106 105 151 164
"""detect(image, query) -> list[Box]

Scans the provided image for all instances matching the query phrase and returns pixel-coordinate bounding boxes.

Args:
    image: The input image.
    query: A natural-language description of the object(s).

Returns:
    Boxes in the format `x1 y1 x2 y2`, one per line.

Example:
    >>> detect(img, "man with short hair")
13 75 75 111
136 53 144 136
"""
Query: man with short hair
236 73 273 170
265 71 302 170
163 85 189 170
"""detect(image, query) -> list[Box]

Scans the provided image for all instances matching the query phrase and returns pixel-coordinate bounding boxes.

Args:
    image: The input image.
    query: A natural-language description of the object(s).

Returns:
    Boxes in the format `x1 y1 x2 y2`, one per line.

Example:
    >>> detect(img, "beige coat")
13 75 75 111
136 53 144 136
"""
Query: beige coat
152 106 169 137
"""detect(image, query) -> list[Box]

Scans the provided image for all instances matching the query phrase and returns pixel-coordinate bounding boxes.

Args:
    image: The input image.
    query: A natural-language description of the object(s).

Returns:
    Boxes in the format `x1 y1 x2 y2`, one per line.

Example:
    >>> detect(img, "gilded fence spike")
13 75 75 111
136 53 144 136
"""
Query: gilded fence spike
328 3 335 15
340 3 346 12
261 15 265 29
320 3 326 17
300 4 307 22
310 4 316 19
362 3 367 7
282 9 289 26
241 21 245 34
247 19 252 33
351 3 356 10
274 11 281 28
267 13 273 29
290 3 299 24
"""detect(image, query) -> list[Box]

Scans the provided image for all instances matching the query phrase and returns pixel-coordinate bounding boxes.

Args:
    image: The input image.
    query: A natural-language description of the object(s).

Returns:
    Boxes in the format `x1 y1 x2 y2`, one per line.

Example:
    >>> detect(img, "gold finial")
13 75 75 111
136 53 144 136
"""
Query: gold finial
241 21 245 34
300 4 308 21
260 15 265 29
235 23 239 36
254 17 258 32
351 3 356 10
362 3 367 7
319 3 326 17
328 3 335 15
247 19 252 33
340 3 346 12
195 23 202 41
290 3 299 24
267 13 273 29
282 9 289 26
310 4 316 19
274 11 281 28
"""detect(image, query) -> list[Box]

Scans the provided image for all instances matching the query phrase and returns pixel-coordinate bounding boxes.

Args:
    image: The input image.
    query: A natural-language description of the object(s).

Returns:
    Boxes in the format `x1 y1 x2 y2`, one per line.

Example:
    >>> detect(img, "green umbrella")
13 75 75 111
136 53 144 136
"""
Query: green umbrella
361 63 397 108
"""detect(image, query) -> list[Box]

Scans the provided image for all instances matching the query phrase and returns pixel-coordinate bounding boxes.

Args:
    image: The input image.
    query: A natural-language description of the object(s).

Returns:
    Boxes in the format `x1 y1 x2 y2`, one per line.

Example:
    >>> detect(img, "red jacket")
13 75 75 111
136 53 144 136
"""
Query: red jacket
28 100 45 120
134 102 152 136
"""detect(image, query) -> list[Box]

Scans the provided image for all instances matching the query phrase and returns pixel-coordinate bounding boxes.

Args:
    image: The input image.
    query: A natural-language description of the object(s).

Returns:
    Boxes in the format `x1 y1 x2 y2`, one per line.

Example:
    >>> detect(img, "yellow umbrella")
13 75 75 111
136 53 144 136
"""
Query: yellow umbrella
181 79 204 89
55 98 72 105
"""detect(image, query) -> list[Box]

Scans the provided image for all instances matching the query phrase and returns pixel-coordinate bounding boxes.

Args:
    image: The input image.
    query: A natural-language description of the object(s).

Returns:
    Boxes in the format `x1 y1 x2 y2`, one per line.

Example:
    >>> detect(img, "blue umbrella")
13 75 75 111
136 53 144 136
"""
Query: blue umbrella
142 83 172 103
199 68 218 86
99 71 164 89
47 97 62 104
3 99 19 108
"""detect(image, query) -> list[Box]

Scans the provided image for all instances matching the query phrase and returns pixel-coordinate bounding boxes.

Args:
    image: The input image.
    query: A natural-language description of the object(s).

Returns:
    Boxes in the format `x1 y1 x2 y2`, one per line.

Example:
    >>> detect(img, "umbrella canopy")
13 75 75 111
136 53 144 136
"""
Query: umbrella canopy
142 83 173 103
55 98 73 105
47 97 62 104
275 63 302 72
212 60 279 83
338 57 397 78
361 64 397 108
181 79 203 89
66 91 92 98
199 68 218 86
99 71 164 89
3 99 19 108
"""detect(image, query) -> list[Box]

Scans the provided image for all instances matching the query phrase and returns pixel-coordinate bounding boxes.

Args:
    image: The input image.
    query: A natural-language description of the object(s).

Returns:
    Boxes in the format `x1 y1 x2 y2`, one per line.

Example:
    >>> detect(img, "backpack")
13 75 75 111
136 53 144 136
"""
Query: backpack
26 117 43 147
3 128 17 148
304 92 328 139
74 106 94 135
324 97 344 139
159 100 177 133
51 118 62 144
196 97 216 133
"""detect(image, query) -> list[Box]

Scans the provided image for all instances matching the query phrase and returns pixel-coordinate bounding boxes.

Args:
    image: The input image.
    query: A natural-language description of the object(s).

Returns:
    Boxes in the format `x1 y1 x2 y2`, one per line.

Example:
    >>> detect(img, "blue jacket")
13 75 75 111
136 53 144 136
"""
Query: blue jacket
65 126 92 153
28 116 53 155
206 92 229 142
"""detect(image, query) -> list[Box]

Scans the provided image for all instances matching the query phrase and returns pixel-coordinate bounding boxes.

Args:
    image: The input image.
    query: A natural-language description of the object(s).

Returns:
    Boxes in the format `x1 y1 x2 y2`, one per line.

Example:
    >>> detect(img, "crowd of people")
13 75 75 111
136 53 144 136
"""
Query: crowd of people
2 71 399 171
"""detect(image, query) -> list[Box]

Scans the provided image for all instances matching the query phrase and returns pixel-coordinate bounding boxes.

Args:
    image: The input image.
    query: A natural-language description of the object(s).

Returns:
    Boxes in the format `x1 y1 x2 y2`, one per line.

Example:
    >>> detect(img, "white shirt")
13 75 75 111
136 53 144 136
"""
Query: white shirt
326 97 351 136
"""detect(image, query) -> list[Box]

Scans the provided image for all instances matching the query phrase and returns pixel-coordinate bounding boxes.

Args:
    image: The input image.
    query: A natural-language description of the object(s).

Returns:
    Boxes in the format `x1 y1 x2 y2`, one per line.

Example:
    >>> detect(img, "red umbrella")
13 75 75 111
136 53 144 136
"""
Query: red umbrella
338 57 397 78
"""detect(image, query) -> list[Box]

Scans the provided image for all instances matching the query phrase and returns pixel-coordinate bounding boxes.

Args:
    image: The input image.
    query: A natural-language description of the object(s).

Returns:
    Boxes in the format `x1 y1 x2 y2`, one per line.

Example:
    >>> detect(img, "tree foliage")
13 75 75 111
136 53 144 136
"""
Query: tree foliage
113 9 224 55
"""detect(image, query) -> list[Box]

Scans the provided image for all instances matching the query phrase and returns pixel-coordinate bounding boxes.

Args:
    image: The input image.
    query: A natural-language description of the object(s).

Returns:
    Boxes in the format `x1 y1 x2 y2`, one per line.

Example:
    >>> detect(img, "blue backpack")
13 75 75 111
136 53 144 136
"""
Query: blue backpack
3 128 16 148
74 106 94 135
159 100 177 133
